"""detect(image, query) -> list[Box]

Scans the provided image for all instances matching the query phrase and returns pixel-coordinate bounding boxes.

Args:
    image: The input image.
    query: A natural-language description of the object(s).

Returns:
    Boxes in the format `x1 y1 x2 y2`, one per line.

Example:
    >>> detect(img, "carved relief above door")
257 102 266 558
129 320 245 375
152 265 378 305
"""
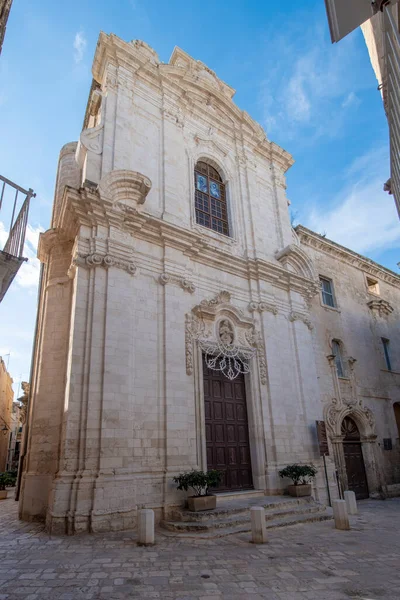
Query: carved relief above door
185 290 267 384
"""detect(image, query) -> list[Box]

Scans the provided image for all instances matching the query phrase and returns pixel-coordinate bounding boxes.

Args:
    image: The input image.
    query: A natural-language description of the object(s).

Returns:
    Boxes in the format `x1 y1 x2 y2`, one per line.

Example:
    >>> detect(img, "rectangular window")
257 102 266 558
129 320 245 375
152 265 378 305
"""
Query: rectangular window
382 338 392 371
320 277 335 308
366 277 380 295
332 340 344 378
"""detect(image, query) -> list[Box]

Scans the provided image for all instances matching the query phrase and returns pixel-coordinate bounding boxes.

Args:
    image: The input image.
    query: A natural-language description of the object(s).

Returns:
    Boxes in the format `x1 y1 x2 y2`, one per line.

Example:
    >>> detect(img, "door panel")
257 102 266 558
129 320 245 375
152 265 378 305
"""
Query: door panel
343 442 369 500
203 356 253 491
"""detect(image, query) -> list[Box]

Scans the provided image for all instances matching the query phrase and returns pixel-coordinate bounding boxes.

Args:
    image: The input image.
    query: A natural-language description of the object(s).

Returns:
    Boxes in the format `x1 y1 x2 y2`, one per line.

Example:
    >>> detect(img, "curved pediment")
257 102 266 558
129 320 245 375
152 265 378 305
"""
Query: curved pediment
275 244 316 281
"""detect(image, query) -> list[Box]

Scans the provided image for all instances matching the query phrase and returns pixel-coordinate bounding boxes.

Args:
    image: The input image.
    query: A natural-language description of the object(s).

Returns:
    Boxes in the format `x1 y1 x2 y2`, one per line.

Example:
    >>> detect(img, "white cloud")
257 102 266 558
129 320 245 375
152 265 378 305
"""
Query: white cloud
341 91 360 109
303 147 400 255
73 30 87 64
260 16 371 141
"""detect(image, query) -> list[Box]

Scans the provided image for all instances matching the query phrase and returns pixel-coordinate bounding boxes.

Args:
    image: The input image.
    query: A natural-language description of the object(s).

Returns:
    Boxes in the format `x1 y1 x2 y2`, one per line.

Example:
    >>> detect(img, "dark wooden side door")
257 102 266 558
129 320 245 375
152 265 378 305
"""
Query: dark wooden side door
203 357 253 491
342 417 369 500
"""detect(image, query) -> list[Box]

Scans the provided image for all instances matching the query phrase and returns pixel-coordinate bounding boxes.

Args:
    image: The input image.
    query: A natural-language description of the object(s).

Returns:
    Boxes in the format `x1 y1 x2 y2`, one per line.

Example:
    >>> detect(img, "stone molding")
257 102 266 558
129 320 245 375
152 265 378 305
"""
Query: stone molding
288 311 313 330
367 298 394 317
297 225 400 289
56 186 318 305
37 229 71 263
248 301 278 315
186 290 267 384
275 243 316 281
158 272 195 293
98 169 152 207
71 252 137 276
324 396 376 439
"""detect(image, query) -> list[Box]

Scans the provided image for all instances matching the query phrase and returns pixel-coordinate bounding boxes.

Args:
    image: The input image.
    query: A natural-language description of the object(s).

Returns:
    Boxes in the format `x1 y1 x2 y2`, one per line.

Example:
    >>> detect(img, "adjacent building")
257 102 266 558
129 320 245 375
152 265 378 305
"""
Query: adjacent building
324 0 400 217
19 35 400 534
0 356 13 471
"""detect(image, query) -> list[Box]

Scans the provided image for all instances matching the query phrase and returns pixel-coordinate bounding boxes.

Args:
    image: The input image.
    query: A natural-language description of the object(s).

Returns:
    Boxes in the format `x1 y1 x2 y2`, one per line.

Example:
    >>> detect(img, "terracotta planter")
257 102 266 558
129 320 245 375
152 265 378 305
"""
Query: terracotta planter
187 495 217 512
0 490 7 500
287 484 311 497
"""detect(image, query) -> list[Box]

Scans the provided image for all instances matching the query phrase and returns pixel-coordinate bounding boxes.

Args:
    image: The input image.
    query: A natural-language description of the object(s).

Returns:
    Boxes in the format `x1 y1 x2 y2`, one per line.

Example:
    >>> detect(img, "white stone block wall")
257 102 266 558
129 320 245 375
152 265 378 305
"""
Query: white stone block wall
19 34 400 533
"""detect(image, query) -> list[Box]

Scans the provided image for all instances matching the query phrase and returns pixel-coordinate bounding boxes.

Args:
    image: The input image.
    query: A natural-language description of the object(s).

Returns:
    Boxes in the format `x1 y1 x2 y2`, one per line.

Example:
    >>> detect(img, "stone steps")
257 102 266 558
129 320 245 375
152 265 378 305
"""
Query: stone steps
162 495 333 538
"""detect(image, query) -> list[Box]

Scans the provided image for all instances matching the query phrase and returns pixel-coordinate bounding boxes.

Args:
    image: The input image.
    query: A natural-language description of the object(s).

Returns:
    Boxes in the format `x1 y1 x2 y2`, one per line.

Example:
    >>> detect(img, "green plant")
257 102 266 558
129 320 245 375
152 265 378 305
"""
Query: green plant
279 464 317 486
0 472 14 491
6 471 17 487
173 469 223 497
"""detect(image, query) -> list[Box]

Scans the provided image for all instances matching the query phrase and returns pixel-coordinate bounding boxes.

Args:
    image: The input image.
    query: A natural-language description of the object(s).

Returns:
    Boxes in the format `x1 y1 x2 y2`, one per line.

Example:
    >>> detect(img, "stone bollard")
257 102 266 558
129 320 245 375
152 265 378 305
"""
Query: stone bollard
138 509 155 546
250 506 267 544
344 490 358 515
332 499 350 530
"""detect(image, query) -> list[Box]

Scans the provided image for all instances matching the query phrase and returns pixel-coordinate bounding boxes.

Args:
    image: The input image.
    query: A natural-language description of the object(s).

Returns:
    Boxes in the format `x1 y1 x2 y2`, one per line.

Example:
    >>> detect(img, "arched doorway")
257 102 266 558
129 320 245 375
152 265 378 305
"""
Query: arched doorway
342 416 369 499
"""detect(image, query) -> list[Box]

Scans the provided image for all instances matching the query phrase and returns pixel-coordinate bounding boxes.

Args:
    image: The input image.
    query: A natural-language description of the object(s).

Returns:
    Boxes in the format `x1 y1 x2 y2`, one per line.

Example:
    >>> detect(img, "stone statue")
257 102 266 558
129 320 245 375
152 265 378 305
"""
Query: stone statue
219 320 234 345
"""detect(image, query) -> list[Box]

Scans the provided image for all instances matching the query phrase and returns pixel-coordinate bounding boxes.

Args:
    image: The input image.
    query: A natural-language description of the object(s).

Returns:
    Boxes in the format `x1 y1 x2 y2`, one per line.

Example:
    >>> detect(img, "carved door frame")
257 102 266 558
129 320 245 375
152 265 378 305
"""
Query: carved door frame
188 291 267 491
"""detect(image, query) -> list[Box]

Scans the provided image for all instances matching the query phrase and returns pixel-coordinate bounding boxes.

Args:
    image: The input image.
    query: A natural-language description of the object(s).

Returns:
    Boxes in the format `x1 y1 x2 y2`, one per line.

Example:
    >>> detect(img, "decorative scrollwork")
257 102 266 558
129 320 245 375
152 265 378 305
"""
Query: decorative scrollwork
186 291 267 384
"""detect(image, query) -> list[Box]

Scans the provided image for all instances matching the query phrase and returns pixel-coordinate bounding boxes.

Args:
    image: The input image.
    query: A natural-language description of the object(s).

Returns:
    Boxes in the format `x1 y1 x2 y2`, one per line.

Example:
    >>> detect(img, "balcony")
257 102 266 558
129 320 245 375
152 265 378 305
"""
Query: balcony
0 175 35 302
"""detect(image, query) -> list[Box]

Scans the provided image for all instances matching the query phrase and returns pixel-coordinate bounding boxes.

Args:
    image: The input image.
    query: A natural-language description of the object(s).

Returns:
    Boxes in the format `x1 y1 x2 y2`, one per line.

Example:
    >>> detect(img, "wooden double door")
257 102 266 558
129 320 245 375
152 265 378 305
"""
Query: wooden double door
203 357 253 491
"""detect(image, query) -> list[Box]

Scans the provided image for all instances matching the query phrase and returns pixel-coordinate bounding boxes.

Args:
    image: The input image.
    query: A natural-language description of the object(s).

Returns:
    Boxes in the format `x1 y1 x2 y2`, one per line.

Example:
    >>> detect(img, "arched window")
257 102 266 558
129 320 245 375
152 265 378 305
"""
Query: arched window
194 161 229 236
332 339 345 378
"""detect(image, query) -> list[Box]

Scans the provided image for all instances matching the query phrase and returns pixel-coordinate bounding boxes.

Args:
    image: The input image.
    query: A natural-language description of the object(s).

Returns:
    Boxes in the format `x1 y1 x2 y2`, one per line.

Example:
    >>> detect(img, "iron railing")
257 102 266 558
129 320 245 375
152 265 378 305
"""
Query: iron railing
384 5 400 217
0 175 35 258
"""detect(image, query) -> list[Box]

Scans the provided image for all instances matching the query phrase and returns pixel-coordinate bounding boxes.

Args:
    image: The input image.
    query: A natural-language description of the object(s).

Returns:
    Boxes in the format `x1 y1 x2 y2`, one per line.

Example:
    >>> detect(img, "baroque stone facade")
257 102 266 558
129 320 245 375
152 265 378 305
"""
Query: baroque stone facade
19 34 400 533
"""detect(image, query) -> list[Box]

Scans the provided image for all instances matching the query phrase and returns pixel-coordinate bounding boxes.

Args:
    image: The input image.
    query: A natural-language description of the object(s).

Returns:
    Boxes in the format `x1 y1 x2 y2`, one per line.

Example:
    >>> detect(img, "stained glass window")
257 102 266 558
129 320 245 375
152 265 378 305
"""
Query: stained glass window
194 161 229 236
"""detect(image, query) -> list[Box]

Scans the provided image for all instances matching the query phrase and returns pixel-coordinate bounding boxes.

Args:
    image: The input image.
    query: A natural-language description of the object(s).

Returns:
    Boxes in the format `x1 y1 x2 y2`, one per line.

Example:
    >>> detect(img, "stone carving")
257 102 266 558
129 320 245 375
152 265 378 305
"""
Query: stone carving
74 252 137 276
248 301 278 315
186 291 267 383
367 298 394 317
180 278 195 294
245 328 268 385
219 319 234 345
80 123 104 156
159 273 195 293
18 382 30 425
289 311 313 330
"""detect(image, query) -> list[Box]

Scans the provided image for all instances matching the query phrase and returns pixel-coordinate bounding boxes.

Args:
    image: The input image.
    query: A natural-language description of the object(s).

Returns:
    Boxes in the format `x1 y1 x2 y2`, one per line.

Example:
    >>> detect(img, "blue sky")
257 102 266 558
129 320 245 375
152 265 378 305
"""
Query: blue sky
0 0 399 390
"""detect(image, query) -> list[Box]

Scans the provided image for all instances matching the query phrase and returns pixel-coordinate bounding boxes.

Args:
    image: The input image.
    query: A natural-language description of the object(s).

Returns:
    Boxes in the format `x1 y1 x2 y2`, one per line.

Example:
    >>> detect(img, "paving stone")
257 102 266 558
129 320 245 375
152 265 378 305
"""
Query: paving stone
0 498 399 599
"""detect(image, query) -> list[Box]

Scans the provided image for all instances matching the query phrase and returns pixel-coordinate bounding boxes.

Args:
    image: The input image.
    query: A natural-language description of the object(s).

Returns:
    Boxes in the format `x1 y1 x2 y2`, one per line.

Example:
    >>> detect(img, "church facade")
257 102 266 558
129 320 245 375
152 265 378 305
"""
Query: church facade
19 34 400 534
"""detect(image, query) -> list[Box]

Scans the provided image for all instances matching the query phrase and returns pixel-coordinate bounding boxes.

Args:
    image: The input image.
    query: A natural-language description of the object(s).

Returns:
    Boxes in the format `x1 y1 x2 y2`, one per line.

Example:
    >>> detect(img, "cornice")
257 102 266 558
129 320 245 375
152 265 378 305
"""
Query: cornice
296 225 400 289
57 186 318 304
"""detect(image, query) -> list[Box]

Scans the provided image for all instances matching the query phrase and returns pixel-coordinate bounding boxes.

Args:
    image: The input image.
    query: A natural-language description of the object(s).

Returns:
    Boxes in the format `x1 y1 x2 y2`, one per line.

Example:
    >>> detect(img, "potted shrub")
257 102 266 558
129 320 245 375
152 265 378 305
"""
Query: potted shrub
279 464 317 497
173 469 222 511
0 472 14 500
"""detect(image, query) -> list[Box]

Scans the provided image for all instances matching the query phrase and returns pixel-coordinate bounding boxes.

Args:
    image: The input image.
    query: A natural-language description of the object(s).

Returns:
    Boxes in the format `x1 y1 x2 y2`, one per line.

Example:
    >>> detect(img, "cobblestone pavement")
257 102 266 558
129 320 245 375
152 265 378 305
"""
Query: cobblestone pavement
0 496 399 600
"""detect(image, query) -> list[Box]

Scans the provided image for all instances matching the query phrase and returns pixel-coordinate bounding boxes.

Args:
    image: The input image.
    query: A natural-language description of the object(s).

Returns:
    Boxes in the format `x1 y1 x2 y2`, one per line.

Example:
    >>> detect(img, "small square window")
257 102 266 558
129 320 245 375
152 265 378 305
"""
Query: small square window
320 277 336 308
367 277 380 295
